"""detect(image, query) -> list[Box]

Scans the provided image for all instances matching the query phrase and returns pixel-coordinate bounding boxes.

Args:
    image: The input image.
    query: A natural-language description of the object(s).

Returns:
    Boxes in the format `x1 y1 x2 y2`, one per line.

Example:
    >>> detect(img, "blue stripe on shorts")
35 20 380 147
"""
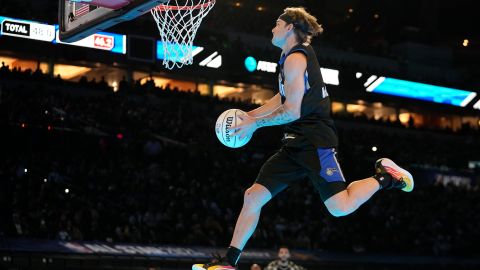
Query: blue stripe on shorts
317 148 346 183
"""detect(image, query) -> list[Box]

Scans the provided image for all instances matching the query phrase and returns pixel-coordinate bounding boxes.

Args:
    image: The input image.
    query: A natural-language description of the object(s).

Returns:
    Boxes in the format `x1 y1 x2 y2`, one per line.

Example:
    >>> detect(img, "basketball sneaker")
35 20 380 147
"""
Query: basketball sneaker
375 158 414 192
192 255 236 270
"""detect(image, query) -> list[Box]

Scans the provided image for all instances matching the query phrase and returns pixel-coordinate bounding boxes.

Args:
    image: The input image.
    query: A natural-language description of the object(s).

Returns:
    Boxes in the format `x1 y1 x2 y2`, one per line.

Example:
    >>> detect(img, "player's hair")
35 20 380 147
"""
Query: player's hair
280 7 323 43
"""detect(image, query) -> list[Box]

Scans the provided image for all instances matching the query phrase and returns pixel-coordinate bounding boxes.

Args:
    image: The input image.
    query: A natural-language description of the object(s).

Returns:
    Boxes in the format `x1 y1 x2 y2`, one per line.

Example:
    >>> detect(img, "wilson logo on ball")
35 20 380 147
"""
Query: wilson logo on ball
215 109 252 148
225 116 234 142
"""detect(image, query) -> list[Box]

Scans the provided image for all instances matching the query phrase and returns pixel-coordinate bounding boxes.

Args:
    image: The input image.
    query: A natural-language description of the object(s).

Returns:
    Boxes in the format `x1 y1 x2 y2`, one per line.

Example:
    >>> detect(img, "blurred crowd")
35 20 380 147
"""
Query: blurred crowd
1 65 479 259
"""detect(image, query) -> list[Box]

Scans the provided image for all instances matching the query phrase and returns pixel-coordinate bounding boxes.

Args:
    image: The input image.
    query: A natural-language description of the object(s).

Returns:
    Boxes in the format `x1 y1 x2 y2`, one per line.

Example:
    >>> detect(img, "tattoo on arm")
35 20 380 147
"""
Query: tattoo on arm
255 105 298 128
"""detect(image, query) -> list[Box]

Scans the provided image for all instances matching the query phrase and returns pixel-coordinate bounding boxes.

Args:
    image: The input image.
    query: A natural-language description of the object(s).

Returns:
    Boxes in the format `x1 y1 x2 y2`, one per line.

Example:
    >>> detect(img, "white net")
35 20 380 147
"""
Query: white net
151 0 215 69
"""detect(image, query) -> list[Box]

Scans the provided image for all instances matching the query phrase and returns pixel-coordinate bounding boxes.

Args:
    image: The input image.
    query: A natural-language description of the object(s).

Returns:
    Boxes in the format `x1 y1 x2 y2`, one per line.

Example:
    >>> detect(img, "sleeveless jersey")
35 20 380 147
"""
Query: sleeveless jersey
278 43 338 148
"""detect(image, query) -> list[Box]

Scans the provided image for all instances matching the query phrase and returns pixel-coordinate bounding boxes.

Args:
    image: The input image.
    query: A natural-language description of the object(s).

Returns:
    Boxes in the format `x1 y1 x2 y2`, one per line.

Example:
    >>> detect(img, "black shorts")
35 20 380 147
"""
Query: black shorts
255 135 346 202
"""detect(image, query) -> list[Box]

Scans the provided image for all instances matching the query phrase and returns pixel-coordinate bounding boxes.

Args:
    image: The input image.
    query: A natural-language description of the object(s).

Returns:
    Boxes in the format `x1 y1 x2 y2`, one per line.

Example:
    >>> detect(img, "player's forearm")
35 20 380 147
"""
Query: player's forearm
255 104 300 128
248 94 281 117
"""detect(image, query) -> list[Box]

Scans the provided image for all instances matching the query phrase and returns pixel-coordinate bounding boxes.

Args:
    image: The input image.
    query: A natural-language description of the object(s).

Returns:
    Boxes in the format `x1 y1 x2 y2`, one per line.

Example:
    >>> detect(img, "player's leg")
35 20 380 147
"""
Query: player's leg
192 148 301 270
323 157 414 217
324 177 379 217
192 183 274 270
230 183 272 251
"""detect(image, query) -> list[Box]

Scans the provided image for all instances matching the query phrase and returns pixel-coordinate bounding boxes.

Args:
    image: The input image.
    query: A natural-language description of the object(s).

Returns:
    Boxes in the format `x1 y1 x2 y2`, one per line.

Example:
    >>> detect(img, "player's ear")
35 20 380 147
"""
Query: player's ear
287 23 294 32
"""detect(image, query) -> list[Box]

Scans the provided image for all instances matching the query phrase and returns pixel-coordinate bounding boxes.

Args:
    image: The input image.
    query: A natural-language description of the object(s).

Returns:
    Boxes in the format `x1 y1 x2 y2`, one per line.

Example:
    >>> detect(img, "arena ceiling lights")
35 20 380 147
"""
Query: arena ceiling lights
365 76 477 108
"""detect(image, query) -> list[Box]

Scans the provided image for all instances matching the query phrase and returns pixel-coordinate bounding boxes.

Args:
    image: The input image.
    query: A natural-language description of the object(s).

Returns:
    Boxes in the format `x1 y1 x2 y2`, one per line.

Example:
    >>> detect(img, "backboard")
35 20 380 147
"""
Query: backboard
59 0 166 43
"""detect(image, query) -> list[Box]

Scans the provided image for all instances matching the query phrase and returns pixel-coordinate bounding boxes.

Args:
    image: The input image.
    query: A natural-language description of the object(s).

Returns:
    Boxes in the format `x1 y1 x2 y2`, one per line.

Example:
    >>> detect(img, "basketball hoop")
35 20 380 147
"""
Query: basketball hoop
151 0 215 69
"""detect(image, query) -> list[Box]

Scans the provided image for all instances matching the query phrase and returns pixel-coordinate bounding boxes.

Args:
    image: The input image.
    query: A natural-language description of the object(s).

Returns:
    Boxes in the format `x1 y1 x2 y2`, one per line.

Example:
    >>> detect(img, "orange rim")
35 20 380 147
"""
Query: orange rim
153 0 215 11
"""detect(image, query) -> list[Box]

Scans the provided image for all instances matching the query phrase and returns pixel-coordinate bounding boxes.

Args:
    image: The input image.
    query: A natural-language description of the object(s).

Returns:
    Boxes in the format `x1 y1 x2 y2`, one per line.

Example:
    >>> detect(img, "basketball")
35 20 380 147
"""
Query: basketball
215 109 252 148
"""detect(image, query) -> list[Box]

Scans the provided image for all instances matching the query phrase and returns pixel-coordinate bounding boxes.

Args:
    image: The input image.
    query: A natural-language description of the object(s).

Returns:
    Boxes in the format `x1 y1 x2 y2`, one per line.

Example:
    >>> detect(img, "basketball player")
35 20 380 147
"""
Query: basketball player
193 6 413 270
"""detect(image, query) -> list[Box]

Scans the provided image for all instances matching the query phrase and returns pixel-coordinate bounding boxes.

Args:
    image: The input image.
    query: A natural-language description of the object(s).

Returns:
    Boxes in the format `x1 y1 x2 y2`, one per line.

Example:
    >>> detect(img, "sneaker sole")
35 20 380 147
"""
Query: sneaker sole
377 158 414 192
193 266 234 270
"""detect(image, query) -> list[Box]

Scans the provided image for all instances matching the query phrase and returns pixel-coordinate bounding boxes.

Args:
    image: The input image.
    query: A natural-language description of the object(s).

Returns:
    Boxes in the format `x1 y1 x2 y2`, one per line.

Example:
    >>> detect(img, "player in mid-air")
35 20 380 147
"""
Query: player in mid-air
193 6 413 270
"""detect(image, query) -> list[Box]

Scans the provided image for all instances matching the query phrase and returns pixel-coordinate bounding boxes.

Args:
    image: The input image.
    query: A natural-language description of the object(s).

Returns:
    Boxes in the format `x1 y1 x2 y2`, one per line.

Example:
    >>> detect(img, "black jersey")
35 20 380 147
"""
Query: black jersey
277 43 338 148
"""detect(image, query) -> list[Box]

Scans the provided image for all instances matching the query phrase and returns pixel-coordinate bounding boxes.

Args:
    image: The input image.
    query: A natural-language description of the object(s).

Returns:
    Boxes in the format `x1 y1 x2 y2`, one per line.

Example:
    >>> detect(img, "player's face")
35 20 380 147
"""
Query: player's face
278 248 291 261
271 19 291 47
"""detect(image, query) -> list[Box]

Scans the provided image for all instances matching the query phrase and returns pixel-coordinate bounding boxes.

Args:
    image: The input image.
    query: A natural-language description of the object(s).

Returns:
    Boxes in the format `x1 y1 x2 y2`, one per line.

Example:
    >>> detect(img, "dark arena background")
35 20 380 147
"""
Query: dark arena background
1 1 479 270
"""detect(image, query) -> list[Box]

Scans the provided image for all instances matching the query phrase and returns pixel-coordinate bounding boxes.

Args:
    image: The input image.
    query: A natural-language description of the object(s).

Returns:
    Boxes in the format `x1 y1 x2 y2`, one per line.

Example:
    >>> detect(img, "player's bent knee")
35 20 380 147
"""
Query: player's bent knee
324 191 350 217
243 184 272 210
325 203 350 217
326 206 348 217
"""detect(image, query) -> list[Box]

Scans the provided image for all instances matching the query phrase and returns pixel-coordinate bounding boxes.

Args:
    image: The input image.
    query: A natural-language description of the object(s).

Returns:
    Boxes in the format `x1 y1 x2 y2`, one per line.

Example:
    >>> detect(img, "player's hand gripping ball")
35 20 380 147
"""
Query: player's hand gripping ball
215 109 252 148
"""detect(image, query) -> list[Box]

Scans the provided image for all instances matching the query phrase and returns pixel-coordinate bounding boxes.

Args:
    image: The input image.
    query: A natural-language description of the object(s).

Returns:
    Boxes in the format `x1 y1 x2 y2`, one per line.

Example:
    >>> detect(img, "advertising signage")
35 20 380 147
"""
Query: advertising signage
366 76 477 107
54 27 126 54
0 16 126 54
0 16 55 42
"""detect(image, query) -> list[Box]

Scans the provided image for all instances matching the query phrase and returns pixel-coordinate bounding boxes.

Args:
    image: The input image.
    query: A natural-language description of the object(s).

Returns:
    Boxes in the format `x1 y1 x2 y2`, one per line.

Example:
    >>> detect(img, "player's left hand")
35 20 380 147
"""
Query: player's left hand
231 113 257 140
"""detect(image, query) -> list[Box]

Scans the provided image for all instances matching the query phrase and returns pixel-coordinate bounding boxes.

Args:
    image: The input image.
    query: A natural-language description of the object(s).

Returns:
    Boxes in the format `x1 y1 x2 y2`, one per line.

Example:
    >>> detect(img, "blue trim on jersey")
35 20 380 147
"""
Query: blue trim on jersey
278 54 287 65
304 71 310 93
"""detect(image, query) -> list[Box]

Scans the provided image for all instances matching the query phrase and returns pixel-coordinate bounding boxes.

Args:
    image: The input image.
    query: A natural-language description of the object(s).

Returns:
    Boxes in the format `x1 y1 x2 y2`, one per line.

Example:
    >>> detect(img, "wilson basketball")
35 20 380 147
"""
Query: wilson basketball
215 109 252 148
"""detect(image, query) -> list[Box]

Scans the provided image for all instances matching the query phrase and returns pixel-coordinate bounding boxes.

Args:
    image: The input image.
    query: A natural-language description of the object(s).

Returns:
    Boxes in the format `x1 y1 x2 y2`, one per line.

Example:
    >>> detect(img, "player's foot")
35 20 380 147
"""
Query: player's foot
375 158 414 192
192 255 236 270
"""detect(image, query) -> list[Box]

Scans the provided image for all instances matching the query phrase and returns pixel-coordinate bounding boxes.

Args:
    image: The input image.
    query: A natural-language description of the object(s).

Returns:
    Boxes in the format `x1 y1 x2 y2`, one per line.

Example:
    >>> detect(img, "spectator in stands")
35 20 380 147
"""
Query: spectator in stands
265 246 306 270
250 263 262 270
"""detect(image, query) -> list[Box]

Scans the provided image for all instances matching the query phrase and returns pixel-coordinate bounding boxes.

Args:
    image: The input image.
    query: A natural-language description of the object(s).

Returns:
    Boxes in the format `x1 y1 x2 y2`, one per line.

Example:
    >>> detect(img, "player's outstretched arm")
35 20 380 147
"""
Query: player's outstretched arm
247 93 281 118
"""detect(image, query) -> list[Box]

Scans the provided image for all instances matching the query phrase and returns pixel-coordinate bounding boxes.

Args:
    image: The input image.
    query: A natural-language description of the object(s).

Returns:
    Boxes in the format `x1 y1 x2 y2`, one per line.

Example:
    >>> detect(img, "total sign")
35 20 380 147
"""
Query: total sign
0 16 55 42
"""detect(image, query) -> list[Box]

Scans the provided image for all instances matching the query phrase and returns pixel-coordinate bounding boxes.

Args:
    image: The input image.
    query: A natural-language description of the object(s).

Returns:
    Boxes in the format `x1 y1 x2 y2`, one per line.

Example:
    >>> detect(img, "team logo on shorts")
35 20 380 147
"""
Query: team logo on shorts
326 168 337 176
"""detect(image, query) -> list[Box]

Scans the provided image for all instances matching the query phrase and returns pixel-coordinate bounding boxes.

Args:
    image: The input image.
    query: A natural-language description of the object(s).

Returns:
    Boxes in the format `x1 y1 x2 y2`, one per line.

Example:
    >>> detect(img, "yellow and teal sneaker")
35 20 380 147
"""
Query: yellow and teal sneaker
192 254 236 270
